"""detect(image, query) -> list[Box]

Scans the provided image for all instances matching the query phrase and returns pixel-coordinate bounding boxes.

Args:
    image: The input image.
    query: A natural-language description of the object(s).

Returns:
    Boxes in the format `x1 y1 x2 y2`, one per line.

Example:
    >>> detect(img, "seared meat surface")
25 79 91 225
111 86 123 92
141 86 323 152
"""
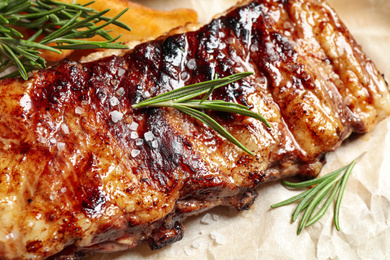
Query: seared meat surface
0 0 389 259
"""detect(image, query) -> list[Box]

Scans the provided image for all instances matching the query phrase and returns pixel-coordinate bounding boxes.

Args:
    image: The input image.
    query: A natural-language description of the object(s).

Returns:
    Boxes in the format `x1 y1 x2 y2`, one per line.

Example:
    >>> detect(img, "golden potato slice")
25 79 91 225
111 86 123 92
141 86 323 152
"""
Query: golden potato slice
40 0 198 61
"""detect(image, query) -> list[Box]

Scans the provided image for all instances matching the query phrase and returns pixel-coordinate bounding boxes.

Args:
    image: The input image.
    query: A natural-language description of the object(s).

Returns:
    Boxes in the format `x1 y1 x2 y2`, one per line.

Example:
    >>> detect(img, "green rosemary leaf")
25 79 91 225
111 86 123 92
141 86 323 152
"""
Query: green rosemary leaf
292 173 339 222
174 104 255 156
132 72 271 155
296 175 341 234
305 180 342 227
334 160 356 231
132 72 253 108
282 165 347 189
0 0 131 80
271 158 359 235
271 188 313 208
180 99 271 128
0 43 28 79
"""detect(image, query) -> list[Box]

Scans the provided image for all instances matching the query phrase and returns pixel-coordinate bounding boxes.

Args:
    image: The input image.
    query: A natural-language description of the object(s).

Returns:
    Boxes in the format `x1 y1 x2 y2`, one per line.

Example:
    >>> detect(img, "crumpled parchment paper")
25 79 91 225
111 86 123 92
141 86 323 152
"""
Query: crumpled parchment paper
89 0 390 259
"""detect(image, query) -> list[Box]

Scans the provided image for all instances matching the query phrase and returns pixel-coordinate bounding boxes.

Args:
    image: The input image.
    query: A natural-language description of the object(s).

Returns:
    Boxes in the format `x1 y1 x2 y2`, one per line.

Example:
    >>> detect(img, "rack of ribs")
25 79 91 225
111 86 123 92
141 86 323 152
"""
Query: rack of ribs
0 0 389 258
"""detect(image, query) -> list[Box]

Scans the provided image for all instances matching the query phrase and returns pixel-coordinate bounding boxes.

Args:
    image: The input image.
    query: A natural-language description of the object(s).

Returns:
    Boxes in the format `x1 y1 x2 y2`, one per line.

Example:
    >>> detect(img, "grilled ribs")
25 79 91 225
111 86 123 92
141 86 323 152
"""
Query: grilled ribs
0 0 389 259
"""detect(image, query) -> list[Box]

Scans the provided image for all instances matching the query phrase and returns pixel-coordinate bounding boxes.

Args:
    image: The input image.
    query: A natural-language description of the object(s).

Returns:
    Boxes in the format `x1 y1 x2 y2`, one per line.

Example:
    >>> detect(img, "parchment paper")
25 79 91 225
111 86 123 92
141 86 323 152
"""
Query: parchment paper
90 0 390 259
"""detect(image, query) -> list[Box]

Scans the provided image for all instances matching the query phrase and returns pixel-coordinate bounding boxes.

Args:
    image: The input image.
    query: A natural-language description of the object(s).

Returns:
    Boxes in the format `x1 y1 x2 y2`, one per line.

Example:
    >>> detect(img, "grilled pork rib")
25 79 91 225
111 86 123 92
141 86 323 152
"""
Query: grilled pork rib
0 0 389 258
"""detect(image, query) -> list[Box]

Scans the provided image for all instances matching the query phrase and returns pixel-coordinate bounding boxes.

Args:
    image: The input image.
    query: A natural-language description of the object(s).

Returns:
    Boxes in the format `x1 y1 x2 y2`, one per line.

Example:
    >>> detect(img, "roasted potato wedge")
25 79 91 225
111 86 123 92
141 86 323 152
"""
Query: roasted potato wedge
40 0 198 61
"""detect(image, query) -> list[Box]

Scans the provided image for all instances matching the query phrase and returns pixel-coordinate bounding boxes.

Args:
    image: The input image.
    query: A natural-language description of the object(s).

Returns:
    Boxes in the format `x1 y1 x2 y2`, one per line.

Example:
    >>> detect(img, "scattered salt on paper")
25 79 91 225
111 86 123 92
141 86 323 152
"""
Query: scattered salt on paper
210 230 225 245
201 213 212 225
191 239 201 249
184 246 193 256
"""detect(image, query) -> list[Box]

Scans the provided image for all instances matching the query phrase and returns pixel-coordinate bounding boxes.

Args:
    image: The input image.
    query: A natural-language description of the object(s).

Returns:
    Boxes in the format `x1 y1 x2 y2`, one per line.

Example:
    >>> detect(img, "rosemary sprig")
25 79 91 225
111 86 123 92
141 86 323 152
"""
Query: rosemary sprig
271 158 359 235
132 72 271 155
0 0 131 80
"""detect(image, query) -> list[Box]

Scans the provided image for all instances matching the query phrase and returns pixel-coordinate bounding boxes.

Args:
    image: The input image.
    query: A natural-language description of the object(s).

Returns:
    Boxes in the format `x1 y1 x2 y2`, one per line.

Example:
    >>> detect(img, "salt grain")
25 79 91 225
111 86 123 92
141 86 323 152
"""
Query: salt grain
116 87 125 96
180 71 190 81
61 124 69 134
81 100 89 106
129 122 139 130
131 149 141 157
187 59 197 70
250 44 259 52
110 110 123 123
57 142 65 150
117 68 126 77
144 131 154 141
111 79 119 87
184 246 193 256
143 91 151 98
130 132 139 139
110 97 120 106
152 140 158 148
50 138 57 144
135 138 144 146
192 239 201 249
210 231 225 245
20 94 32 111
201 213 212 225
75 107 84 114
212 214 220 221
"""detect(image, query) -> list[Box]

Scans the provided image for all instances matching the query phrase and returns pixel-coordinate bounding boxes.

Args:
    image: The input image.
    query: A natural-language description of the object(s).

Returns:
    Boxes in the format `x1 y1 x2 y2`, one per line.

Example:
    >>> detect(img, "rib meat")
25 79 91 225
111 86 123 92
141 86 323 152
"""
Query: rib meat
0 0 389 259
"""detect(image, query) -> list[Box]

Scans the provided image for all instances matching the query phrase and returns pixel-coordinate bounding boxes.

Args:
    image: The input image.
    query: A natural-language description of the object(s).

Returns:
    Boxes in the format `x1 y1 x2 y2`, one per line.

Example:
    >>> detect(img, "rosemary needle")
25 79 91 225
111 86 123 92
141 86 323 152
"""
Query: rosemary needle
0 0 131 80
132 72 271 156
271 158 359 235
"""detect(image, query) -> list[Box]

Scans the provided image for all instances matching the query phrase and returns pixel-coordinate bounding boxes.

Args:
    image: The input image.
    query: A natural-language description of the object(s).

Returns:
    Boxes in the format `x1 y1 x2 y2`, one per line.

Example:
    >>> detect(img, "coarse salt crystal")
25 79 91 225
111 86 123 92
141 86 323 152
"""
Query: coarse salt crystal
143 91 151 98
210 231 225 245
50 138 57 144
144 131 154 141
184 246 193 256
130 132 138 139
250 44 259 52
20 94 32 111
110 97 120 106
129 122 139 130
57 142 65 150
192 239 201 249
212 214 220 221
116 87 125 96
187 59 197 70
135 138 143 146
117 68 126 76
201 213 212 225
151 140 158 148
131 149 141 158
61 124 69 134
180 71 190 81
75 107 84 114
111 79 119 87
110 110 123 123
